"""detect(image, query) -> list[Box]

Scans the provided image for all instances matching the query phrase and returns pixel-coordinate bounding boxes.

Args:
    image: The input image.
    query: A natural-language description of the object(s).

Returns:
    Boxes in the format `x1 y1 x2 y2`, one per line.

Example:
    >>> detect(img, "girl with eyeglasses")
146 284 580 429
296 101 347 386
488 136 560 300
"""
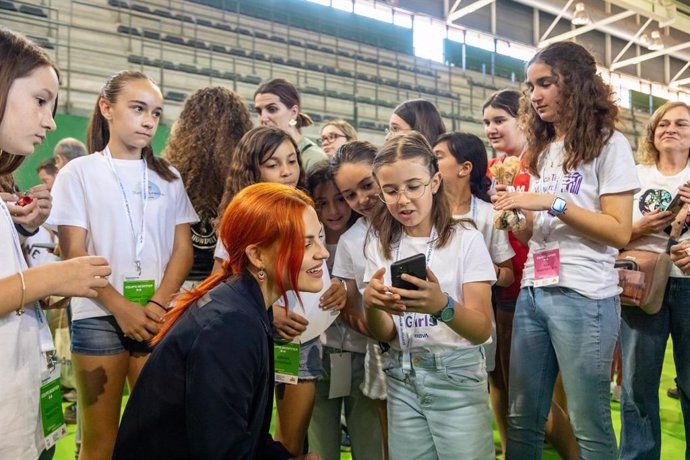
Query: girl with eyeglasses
318 120 357 158
363 132 495 459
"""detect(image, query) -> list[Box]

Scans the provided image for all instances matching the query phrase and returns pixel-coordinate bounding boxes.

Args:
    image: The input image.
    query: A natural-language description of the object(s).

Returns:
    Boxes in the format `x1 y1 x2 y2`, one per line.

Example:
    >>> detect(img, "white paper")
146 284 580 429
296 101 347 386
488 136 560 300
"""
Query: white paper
285 264 340 343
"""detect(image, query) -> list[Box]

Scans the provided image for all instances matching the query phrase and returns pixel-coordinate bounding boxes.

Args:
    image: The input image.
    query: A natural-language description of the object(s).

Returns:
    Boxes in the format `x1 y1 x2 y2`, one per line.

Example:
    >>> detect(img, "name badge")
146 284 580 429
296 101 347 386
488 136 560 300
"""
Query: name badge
533 242 560 287
40 365 68 449
274 341 300 385
328 352 352 399
123 273 155 305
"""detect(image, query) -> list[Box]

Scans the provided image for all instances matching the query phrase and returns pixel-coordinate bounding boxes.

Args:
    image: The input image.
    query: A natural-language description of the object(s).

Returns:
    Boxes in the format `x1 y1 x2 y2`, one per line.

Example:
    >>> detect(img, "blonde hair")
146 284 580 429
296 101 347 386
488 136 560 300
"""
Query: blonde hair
637 101 690 165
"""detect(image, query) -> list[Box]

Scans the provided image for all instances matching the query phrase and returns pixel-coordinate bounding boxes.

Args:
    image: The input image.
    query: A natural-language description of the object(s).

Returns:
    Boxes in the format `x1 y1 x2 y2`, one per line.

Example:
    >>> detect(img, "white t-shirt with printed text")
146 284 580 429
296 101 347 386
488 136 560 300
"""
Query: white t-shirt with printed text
49 153 198 320
521 132 640 299
363 226 496 352
455 197 514 265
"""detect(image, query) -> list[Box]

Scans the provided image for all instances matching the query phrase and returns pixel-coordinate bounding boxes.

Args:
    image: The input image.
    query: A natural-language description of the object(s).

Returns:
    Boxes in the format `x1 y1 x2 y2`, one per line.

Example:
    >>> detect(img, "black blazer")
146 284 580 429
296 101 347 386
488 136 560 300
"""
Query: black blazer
113 275 291 460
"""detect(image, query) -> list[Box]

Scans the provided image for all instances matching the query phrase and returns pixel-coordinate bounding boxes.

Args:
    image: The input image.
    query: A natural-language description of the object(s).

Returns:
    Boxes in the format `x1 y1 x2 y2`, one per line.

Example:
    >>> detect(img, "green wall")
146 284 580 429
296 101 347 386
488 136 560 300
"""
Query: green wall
15 114 170 190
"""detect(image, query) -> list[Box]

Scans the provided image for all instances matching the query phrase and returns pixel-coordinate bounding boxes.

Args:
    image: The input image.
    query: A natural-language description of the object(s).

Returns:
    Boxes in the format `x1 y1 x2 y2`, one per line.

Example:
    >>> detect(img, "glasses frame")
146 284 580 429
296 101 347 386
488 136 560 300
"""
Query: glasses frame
318 133 348 146
378 179 432 204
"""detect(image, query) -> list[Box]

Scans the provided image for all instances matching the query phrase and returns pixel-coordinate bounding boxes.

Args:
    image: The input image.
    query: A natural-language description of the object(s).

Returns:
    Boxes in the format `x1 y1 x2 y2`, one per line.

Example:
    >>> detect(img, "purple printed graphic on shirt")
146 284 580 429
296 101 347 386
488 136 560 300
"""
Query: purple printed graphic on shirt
562 172 583 194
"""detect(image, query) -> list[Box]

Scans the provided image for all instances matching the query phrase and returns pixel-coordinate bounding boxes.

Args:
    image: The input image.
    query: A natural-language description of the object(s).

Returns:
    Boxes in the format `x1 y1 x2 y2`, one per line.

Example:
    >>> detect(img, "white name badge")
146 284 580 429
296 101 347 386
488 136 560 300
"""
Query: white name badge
328 352 352 399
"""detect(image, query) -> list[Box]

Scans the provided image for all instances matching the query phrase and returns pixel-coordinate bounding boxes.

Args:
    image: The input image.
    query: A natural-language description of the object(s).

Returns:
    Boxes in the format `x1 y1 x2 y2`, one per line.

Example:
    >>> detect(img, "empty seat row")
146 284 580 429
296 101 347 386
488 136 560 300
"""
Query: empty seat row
0 1 48 17
116 26 456 101
107 0 436 79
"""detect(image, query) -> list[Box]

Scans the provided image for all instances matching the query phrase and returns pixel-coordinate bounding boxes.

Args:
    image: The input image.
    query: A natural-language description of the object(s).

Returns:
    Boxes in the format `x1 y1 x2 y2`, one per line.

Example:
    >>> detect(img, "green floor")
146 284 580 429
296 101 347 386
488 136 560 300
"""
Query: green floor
54 341 686 460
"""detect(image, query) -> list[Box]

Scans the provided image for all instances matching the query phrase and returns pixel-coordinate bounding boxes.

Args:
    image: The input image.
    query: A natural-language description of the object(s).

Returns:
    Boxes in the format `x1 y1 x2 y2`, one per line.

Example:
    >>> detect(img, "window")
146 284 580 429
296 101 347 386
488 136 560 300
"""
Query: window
413 15 445 62
332 0 353 12
354 0 392 23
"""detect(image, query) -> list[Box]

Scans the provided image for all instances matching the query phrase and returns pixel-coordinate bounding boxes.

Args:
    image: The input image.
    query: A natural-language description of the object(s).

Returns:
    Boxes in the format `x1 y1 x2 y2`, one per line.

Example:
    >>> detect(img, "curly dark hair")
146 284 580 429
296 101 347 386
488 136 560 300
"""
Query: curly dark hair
164 87 252 219
521 41 619 177
217 126 305 217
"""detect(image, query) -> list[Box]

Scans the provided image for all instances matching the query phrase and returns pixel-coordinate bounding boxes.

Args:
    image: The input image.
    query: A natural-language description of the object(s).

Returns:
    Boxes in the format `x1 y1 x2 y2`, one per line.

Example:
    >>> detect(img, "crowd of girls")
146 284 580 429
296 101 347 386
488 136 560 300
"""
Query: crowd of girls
4 24 690 460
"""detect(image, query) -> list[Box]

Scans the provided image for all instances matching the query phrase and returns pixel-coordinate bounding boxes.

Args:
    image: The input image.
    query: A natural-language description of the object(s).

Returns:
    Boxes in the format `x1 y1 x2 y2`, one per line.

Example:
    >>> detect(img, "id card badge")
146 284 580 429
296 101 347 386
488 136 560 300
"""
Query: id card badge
122 272 155 305
40 364 68 449
274 341 300 385
328 352 352 399
533 241 560 287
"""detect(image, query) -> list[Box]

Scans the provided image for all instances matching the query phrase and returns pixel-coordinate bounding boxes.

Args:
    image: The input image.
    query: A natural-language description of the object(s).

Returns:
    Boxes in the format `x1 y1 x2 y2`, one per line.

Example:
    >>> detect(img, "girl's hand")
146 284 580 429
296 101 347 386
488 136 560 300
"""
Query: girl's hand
363 268 406 316
493 191 553 212
633 209 674 236
391 267 447 316
3 185 52 231
319 278 346 311
52 256 111 298
113 300 161 342
670 240 690 275
272 306 309 341
144 301 167 324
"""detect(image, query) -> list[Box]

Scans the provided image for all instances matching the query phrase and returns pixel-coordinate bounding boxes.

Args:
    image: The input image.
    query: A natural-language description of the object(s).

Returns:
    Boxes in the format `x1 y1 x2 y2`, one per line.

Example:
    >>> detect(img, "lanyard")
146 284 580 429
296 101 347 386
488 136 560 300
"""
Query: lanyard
0 201 54 354
102 146 149 275
394 227 437 371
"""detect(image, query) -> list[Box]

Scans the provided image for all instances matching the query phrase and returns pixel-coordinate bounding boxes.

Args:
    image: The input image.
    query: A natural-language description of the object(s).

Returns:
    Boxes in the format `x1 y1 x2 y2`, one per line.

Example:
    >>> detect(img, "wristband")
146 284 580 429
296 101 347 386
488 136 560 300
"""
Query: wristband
15 223 40 237
147 299 167 310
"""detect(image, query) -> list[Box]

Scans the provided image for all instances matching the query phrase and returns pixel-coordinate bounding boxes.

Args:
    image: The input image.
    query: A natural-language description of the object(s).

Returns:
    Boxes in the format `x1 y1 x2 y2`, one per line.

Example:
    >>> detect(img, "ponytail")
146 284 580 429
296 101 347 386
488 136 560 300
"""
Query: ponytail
87 70 177 182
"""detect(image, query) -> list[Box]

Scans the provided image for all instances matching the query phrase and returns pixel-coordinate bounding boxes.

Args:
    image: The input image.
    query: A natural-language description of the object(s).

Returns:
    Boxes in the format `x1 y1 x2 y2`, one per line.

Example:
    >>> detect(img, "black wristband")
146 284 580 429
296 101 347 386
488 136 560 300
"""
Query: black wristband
147 299 167 310
15 223 40 237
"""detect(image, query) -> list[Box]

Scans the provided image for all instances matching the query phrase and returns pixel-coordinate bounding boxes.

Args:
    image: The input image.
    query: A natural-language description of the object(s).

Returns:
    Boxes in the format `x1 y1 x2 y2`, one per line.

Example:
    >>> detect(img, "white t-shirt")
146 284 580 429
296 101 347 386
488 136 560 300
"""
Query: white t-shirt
326 217 371 354
522 131 640 299
626 162 690 278
23 226 59 268
0 201 53 459
455 196 514 264
363 225 496 352
49 153 198 320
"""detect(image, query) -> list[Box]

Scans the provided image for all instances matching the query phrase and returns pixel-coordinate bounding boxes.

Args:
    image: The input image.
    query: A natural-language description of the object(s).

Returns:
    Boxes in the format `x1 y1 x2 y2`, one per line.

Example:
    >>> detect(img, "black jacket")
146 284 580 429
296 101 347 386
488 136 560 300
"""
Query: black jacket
113 275 291 460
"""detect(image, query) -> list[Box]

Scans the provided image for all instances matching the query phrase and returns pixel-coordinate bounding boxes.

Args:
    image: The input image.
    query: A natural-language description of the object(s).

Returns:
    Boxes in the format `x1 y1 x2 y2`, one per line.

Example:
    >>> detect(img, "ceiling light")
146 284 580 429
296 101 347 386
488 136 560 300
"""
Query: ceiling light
572 3 591 26
648 30 664 51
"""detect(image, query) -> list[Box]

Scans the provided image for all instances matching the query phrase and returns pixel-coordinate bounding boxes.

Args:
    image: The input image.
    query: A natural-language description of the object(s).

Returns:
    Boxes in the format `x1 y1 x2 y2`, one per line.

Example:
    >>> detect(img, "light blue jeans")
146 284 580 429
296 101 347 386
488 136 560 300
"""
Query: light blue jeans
308 348 384 460
619 277 690 460
507 286 620 460
384 347 494 460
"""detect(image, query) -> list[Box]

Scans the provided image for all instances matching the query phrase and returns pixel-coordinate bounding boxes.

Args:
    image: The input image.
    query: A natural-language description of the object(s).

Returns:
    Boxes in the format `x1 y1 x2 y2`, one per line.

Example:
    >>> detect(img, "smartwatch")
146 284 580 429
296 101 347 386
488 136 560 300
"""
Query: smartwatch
549 196 567 216
432 293 456 323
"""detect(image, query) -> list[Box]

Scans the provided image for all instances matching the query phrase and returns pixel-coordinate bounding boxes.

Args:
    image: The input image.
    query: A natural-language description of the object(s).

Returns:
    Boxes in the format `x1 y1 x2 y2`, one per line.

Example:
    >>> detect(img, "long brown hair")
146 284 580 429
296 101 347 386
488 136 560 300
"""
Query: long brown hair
0 28 59 174
164 87 253 218
393 99 446 145
522 41 619 177
153 183 313 345
369 131 457 260
637 101 690 165
217 126 304 217
86 70 176 182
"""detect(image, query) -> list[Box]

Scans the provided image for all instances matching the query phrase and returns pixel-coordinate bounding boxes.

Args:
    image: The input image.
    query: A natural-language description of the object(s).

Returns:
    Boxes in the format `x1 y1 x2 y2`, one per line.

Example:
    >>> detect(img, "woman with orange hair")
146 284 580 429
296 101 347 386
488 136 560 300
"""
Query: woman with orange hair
113 183 326 460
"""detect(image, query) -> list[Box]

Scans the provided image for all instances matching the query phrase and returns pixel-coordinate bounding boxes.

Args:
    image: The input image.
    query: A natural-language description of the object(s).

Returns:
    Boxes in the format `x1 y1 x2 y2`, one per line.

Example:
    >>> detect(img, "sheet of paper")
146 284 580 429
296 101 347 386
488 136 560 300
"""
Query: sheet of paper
285 264 340 343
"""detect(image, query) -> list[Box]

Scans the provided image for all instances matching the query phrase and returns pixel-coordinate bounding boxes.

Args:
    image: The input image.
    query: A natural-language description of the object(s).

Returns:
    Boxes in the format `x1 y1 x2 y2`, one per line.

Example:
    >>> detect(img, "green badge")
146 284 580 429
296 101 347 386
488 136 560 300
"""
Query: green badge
123 278 155 305
40 367 68 448
274 341 300 385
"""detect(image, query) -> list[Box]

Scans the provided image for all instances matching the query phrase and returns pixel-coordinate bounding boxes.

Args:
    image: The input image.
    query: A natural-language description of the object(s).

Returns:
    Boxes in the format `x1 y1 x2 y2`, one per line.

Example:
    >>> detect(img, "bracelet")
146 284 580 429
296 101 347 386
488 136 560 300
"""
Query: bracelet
16 271 26 316
147 299 166 310
15 223 40 237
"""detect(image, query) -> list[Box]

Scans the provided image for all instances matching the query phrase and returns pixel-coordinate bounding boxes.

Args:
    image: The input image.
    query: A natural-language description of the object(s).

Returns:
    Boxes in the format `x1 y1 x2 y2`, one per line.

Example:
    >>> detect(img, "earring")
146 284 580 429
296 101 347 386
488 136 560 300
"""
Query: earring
257 268 266 281
288 118 297 127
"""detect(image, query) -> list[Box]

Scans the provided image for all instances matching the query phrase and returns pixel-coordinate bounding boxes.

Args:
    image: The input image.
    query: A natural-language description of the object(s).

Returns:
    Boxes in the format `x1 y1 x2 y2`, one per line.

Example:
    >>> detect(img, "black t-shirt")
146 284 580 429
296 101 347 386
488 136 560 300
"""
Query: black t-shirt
188 215 217 281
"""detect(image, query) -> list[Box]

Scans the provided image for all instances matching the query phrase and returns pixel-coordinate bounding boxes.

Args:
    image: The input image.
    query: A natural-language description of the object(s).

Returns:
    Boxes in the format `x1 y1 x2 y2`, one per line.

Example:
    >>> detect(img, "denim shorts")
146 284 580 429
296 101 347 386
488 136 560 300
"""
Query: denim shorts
299 336 323 380
71 316 152 355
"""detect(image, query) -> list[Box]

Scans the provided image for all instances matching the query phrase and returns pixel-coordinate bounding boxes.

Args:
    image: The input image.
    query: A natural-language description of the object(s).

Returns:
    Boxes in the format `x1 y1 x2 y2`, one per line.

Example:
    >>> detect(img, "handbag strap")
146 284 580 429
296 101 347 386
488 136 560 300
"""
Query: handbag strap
670 203 689 241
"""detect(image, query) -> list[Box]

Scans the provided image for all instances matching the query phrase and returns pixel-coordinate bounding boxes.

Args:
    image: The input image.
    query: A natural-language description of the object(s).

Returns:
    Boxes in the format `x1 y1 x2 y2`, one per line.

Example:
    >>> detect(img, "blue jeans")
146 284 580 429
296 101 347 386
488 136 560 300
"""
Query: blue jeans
507 286 620 459
619 277 690 460
384 347 494 460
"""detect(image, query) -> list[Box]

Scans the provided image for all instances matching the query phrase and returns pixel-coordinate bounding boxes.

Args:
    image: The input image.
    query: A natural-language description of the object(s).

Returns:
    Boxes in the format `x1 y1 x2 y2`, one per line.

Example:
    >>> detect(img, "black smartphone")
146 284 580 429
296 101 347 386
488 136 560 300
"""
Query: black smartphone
391 253 426 290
